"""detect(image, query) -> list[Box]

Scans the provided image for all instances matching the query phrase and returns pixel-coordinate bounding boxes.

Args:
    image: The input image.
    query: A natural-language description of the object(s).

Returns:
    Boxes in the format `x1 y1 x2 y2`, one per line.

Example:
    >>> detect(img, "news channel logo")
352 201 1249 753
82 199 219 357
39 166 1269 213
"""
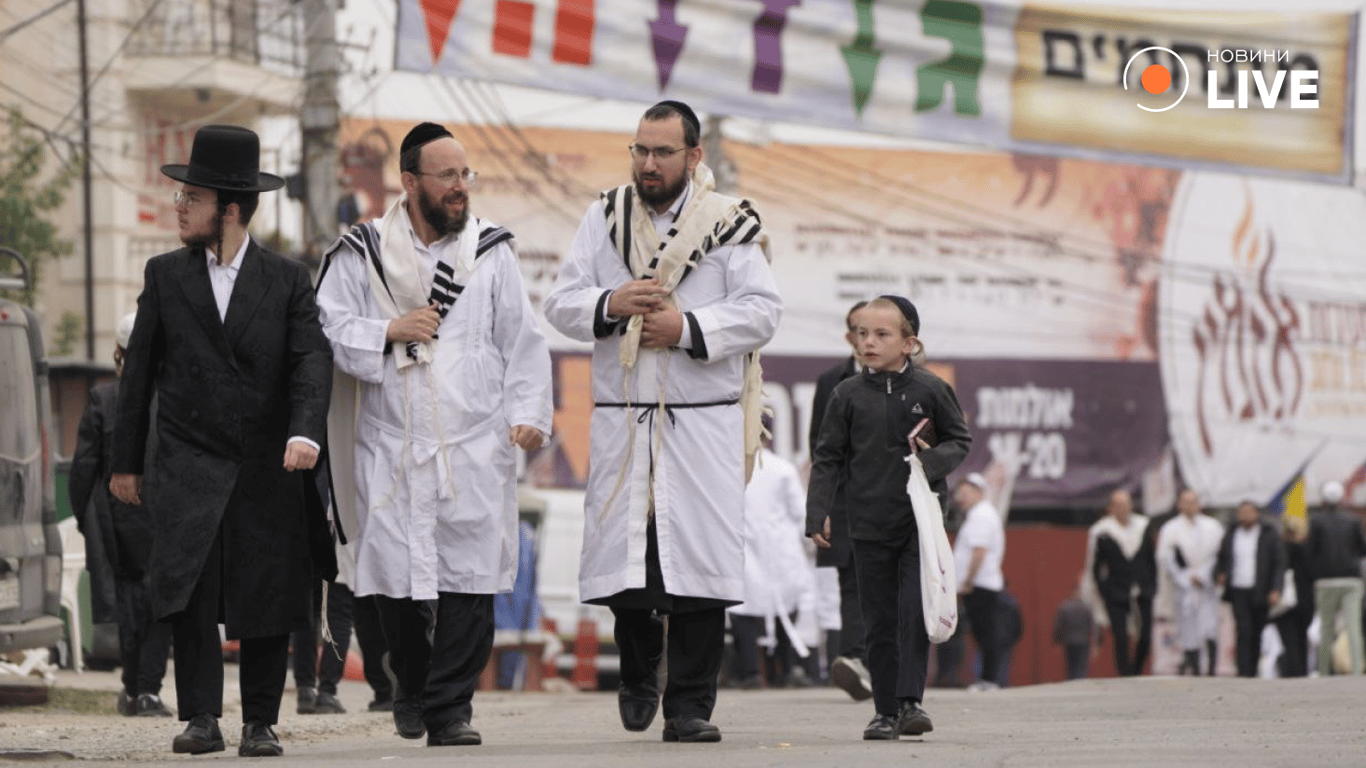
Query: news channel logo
1122 47 1319 111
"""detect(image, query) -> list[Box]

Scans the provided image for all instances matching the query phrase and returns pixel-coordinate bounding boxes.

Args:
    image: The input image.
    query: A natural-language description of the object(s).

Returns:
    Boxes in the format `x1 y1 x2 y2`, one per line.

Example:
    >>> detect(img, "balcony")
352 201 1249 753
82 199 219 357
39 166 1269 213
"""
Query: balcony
122 0 303 116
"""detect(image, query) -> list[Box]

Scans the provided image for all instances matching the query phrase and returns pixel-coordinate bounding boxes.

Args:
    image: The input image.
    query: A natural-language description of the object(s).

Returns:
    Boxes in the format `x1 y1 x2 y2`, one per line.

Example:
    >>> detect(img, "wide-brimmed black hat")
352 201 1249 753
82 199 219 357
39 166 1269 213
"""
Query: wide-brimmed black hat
160 125 284 193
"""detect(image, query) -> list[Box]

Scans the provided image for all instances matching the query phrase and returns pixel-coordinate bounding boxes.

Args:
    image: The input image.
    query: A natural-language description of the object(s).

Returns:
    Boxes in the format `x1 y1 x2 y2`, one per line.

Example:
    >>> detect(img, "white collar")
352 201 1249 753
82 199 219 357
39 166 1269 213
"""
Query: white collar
206 238 249 272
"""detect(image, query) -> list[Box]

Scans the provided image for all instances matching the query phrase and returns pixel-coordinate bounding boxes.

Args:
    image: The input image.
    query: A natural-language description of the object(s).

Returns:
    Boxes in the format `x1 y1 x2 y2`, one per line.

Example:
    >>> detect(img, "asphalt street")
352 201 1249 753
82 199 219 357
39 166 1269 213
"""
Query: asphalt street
1 666 1362 766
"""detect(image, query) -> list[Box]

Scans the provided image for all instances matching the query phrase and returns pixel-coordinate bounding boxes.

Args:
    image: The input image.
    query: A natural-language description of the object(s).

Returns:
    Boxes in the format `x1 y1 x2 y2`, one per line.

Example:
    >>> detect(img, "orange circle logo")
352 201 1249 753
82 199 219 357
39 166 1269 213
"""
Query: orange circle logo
1122 47 1190 112
1141 64 1172 94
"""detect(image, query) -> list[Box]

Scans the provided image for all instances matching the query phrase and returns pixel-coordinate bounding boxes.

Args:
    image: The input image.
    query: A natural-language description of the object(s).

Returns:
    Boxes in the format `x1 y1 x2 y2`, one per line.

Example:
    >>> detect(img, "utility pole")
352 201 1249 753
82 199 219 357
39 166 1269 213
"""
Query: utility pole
300 0 340 260
77 0 94 359
701 115 735 194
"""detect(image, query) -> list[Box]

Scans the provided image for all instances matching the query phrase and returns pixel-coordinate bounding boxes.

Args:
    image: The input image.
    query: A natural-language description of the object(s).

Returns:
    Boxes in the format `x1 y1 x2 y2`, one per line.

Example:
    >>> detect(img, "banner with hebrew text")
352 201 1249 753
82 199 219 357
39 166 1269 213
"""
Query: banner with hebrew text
396 0 1355 183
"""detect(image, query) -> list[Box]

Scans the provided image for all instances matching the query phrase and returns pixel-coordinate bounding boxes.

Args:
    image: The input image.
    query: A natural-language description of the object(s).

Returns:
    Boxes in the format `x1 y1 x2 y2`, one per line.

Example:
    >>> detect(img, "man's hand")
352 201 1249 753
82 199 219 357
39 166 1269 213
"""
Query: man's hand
608 279 667 317
283 441 319 471
386 302 441 343
1268 589 1281 607
510 425 545 450
110 474 142 505
810 516 832 549
640 309 684 349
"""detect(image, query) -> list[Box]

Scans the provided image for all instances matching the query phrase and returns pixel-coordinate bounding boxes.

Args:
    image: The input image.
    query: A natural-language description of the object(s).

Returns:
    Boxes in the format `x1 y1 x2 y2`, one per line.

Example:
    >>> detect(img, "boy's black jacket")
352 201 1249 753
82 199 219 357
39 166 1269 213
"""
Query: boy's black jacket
806 363 972 542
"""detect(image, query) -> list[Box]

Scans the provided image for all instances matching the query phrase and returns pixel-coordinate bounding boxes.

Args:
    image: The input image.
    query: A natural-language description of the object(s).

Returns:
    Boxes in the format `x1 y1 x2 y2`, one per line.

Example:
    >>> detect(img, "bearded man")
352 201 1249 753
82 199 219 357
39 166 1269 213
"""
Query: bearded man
544 101 783 743
111 124 334 757
315 122 552 747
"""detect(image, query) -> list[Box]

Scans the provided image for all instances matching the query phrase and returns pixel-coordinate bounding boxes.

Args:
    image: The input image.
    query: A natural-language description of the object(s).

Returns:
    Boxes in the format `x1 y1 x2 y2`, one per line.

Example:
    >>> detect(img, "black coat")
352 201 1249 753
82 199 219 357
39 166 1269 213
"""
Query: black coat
1215 521 1286 607
808 357 858 567
807 363 972 542
112 241 333 639
68 380 159 622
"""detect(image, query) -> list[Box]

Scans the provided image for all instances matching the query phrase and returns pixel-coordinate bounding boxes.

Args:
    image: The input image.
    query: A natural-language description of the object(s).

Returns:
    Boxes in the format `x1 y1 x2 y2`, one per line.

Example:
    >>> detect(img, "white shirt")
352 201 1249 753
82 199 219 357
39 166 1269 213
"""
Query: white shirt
1231 525 1260 589
207 239 317 451
205 238 249 321
955 500 1006 591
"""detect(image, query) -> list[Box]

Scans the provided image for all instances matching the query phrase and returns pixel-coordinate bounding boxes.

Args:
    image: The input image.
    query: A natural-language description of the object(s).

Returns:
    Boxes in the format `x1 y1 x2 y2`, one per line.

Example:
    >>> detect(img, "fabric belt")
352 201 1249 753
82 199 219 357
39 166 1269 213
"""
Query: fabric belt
594 398 738 428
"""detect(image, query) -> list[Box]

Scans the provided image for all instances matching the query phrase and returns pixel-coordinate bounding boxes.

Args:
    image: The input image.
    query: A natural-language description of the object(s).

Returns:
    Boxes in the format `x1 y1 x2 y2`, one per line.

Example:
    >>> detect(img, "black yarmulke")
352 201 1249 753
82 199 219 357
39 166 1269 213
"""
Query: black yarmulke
401 122 453 157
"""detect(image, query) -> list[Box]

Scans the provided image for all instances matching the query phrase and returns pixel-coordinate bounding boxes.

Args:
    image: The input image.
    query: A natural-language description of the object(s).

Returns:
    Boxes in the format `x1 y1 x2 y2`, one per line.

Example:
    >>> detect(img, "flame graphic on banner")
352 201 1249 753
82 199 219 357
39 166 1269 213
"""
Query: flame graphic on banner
1191 192 1303 456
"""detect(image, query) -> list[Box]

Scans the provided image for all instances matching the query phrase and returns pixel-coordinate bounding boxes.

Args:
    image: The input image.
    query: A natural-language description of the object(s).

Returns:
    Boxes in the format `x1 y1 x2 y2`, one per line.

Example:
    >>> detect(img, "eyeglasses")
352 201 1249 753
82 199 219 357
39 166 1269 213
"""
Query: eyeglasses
173 190 211 208
412 168 478 186
628 144 687 162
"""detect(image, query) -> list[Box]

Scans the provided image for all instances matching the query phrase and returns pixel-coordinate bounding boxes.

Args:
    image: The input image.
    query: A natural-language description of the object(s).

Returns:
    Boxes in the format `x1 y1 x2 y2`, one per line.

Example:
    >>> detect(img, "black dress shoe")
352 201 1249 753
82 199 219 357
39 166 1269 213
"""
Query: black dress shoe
311 691 346 714
896 700 933 736
172 713 225 754
239 721 284 757
862 714 898 741
618 684 660 732
661 716 721 743
136 693 174 717
116 690 135 717
296 686 317 714
426 720 482 746
392 698 425 739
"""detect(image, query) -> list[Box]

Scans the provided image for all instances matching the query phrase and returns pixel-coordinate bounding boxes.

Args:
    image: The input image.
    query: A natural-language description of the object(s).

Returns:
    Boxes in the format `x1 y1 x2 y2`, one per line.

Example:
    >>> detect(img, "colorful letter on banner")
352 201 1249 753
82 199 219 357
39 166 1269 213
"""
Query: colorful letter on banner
393 0 1355 185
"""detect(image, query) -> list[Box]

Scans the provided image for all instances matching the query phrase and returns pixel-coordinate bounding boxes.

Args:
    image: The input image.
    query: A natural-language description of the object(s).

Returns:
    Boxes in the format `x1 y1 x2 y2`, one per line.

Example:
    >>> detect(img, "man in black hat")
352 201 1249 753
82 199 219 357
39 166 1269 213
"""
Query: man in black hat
315 121 552 747
111 124 334 758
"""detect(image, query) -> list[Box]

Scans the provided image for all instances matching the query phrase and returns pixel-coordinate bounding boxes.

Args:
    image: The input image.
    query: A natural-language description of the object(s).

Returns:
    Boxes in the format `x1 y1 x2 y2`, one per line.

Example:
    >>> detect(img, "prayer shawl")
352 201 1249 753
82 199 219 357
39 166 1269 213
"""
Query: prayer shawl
600 162 770 482
1081 513 1150 627
317 196 510 542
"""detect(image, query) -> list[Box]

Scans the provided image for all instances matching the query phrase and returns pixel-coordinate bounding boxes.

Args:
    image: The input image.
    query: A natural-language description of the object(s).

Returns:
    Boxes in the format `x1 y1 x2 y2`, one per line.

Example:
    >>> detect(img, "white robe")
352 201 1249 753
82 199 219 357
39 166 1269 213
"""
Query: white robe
316 217 553 599
732 448 811 619
1157 513 1225 650
543 193 782 603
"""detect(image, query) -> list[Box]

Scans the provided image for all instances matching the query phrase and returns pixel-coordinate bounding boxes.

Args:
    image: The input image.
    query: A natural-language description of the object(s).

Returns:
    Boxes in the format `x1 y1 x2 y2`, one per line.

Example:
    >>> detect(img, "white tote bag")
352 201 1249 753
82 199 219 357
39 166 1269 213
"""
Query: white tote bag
906 453 959 643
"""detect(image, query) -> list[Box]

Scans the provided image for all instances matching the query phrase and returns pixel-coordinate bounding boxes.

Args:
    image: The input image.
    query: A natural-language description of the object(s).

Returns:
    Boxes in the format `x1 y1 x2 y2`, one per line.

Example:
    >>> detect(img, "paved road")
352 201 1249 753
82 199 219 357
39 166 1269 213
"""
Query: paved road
2 668 1362 766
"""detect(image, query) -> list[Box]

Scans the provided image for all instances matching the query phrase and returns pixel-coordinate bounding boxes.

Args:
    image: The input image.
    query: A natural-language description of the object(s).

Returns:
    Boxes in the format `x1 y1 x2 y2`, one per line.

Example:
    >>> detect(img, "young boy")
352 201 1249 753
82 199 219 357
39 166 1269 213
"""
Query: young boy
806 295 971 740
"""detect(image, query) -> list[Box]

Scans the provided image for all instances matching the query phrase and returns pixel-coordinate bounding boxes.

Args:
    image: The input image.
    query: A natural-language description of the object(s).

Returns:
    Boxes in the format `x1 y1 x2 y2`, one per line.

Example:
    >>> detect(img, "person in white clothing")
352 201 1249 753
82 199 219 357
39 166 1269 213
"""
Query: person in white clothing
1081 489 1152 676
952 473 1006 689
315 122 553 747
729 445 812 688
543 100 781 743
1157 489 1225 675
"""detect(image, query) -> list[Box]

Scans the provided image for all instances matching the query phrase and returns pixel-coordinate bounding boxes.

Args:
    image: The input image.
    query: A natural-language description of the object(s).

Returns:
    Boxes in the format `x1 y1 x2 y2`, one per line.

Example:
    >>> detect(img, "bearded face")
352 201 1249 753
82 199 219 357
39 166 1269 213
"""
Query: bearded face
634 165 688 209
416 182 469 238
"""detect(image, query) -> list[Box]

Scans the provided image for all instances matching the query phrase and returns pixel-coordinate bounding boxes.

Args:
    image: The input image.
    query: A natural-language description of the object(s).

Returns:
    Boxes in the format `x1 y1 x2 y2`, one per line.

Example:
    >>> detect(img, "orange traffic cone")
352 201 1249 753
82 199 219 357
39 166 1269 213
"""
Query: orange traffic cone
571 616 598 691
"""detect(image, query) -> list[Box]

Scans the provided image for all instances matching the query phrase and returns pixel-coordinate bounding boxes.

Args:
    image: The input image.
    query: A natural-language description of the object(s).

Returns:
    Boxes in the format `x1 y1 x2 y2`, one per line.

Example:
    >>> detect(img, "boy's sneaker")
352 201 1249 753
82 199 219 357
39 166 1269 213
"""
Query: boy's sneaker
862 714 899 740
831 656 873 701
897 700 933 736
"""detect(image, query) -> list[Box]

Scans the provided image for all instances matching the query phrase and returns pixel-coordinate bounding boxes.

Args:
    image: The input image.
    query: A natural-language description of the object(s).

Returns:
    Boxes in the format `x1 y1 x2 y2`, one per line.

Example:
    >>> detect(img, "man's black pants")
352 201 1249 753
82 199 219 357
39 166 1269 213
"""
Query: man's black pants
962 588 1000 684
1228 588 1269 677
170 529 290 725
292 580 355 695
375 592 493 730
116 576 172 697
614 606 725 721
352 593 393 702
852 532 928 716
1104 596 1154 676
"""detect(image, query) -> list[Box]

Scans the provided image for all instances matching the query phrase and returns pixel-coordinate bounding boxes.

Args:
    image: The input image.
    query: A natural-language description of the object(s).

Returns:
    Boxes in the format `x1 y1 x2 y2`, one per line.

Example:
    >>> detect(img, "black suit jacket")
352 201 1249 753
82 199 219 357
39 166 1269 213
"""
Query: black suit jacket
113 240 333 638
809 357 859 567
1215 521 1286 606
